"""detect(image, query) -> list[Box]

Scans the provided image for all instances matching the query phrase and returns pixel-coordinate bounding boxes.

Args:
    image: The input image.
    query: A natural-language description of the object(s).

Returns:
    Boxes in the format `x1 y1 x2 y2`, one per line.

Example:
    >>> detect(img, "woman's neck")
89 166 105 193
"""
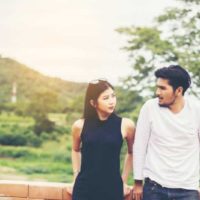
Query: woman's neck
96 111 111 121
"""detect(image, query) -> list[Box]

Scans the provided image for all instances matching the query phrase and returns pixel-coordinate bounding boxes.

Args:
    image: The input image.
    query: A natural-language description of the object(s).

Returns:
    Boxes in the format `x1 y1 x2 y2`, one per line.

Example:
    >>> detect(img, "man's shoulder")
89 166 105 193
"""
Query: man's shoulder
140 98 158 112
186 97 200 110
143 98 158 107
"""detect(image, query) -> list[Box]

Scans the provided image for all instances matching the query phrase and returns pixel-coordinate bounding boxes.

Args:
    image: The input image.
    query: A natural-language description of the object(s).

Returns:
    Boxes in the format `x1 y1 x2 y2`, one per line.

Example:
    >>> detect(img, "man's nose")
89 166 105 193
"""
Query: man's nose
156 89 160 96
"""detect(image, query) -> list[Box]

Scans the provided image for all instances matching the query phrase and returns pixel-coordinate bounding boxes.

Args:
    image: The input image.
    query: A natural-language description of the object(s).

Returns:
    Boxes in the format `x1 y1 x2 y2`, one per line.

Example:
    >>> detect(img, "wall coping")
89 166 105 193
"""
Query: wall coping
0 180 132 200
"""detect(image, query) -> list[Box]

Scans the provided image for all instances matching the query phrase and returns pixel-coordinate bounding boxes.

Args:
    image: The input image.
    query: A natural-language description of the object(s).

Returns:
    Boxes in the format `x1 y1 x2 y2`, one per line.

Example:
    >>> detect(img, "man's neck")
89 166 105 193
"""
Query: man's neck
169 96 185 114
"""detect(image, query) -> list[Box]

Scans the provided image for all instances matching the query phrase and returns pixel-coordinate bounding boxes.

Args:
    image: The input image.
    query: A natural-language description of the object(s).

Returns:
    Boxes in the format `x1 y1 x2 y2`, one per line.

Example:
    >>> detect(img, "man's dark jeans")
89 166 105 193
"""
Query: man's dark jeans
143 178 200 200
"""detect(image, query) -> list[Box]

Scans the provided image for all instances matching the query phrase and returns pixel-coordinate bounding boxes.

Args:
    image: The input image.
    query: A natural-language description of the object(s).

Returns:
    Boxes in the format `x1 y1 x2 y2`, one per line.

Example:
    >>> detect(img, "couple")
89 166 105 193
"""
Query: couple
71 65 200 200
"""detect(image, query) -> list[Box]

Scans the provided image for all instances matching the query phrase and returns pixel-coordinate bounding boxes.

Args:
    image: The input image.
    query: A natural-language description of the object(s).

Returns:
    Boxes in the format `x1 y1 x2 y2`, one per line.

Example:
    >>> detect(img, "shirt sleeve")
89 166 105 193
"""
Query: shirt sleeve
197 103 200 185
133 101 151 180
196 101 200 142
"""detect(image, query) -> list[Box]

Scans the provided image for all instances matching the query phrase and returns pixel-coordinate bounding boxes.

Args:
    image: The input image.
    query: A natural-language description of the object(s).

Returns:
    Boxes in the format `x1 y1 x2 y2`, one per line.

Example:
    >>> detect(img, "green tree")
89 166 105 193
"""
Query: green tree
115 87 143 121
26 91 58 135
117 0 200 97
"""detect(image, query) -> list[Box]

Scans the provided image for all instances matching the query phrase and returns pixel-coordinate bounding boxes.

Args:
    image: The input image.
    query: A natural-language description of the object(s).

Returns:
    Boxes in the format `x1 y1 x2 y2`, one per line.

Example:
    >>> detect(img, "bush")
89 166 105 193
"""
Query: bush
25 132 42 147
20 167 50 174
34 118 55 135
0 147 36 158
53 152 70 163
40 132 51 140
0 132 27 146
54 125 70 135
0 129 42 147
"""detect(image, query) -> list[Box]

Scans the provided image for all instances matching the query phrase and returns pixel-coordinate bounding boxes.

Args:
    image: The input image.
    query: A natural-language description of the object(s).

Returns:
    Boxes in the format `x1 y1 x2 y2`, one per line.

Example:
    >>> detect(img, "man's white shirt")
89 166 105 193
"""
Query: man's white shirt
133 97 200 190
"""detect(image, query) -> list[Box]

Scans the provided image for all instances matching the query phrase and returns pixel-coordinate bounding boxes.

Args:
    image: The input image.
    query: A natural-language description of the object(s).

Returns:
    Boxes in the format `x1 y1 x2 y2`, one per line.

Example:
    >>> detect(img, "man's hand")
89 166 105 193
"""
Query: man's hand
132 180 143 200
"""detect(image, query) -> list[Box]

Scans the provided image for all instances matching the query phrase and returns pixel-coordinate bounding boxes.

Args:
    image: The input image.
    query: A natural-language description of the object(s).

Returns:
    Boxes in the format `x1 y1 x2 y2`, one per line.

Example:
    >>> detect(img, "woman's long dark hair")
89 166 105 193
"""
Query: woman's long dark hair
83 80 114 120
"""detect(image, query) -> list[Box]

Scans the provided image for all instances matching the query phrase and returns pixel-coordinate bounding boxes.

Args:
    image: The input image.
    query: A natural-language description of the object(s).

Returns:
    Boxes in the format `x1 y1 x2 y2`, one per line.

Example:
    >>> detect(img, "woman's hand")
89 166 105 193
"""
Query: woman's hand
123 182 132 197
66 182 74 195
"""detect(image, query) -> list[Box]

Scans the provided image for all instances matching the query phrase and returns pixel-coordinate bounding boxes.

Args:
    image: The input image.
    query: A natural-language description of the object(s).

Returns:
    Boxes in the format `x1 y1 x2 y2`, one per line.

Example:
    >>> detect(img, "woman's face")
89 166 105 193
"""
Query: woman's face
95 87 116 115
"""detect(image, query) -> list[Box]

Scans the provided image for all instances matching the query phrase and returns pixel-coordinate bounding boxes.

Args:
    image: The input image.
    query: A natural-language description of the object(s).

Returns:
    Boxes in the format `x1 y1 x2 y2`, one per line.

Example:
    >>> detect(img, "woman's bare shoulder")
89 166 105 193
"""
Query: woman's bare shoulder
72 119 84 129
72 119 85 137
122 118 135 129
121 118 135 139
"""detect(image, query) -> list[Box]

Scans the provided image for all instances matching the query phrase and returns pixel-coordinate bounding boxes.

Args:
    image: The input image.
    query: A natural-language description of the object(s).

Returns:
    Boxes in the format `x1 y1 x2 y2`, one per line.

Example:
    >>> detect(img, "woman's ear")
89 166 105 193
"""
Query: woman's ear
90 99 96 107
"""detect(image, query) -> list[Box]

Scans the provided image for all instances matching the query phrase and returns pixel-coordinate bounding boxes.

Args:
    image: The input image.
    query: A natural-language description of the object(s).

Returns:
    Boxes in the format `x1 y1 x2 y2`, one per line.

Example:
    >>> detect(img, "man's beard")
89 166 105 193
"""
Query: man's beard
159 103 170 108
158 96 176 108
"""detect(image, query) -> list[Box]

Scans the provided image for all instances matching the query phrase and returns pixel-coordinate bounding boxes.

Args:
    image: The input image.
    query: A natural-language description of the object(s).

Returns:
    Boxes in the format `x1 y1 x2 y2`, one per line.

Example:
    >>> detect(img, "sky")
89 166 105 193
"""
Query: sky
0 0 178 85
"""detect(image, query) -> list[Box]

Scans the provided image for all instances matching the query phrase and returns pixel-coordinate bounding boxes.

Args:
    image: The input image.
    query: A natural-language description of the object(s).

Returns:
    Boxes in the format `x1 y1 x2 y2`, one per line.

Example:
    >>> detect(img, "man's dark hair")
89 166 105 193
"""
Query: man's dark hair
155 65 191 95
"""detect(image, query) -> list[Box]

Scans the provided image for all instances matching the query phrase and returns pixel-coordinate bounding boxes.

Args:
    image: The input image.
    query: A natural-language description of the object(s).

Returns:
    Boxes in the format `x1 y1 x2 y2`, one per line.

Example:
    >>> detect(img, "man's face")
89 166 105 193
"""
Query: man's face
156 78 177 107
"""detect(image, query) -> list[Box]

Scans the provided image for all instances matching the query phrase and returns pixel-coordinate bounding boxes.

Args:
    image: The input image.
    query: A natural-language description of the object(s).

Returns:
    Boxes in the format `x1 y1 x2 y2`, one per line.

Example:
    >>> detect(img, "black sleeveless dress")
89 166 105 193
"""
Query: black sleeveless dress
72 113 123 200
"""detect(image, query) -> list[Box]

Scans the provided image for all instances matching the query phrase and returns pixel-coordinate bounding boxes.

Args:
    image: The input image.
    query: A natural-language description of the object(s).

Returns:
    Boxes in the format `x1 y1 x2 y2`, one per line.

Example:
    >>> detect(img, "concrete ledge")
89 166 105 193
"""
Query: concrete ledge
0 180 133 200
0 181 28 198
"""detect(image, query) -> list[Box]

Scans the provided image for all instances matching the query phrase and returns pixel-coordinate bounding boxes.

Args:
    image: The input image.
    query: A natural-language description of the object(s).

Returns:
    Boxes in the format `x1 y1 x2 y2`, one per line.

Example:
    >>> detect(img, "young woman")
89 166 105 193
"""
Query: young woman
71 79 135 200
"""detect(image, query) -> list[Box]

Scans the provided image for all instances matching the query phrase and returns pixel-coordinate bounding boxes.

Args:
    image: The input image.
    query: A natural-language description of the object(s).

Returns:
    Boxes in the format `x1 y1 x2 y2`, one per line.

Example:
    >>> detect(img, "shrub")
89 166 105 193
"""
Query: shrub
0 130 42 147
0 132 27 146
0 147 35 158
25 132 42 147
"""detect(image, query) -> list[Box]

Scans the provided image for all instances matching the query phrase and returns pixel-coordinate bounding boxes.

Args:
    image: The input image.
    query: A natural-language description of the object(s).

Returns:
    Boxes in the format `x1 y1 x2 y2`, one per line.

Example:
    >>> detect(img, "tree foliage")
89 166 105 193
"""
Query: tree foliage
26 91 59 135
117 0 200 97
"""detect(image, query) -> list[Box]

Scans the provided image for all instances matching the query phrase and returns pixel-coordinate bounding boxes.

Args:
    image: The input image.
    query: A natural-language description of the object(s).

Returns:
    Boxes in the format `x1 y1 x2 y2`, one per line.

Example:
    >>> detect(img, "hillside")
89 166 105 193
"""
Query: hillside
0 56 86 111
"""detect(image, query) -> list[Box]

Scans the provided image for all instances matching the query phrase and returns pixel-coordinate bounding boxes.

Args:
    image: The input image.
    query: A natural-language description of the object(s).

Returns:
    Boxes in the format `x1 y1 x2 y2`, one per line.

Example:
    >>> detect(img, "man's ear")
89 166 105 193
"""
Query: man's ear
90 99 96 107
176 86 183 96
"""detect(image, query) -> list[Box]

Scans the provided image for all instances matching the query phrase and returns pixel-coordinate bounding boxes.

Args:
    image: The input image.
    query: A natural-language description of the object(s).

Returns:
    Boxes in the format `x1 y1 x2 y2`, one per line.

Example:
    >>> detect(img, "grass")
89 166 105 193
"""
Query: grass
0 134 73 183
0 112 73 182
0 112 34 126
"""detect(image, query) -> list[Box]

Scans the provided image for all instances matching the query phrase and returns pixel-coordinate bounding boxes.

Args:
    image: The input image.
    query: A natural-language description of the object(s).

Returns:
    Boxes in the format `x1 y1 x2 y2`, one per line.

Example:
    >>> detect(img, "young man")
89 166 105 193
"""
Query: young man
133 65 200 200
